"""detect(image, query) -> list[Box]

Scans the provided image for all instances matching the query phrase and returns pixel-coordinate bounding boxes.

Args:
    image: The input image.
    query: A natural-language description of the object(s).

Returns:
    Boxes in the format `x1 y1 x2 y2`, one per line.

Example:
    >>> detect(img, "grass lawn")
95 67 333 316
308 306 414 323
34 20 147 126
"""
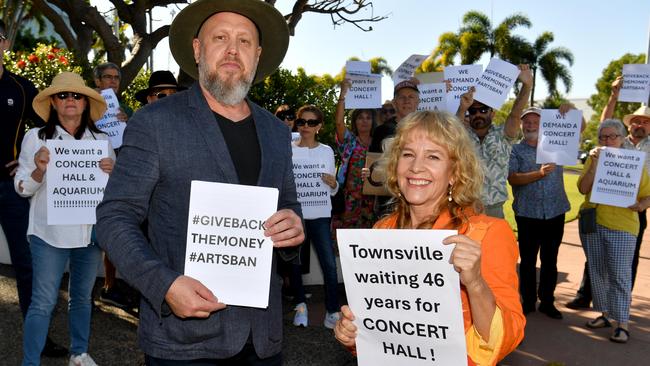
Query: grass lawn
504 172 584 233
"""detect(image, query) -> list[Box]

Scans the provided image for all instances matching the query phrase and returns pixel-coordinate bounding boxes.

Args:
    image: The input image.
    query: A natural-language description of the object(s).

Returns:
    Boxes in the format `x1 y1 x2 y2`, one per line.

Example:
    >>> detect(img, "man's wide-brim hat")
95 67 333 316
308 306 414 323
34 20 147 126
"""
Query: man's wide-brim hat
33 72 107 122
169 0 290 84
135 70 186 105
623 106 650 126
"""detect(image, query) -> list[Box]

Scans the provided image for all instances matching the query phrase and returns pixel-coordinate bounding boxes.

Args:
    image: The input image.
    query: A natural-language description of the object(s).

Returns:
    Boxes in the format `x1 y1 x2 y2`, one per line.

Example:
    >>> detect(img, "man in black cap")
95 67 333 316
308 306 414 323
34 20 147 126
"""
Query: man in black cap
135 70 185 105
96 0 303 364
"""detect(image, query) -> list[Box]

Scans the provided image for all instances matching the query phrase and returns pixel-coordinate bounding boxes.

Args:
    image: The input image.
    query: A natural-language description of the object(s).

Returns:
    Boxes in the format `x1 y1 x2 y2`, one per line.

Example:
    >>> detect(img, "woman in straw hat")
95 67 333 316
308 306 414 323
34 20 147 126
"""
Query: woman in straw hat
14 72 115 366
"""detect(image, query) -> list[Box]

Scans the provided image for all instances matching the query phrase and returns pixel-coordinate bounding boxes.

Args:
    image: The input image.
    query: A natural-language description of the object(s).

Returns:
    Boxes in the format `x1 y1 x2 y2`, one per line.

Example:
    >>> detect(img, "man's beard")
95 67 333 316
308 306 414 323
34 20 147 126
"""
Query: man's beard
198 55 256 106
469 116 491 130
631 126 647 139
523 131 538 141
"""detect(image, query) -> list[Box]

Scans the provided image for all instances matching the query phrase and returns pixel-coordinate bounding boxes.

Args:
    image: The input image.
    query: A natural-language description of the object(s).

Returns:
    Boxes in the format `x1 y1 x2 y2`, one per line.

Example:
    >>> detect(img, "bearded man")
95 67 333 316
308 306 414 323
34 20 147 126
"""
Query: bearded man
95 1 304 364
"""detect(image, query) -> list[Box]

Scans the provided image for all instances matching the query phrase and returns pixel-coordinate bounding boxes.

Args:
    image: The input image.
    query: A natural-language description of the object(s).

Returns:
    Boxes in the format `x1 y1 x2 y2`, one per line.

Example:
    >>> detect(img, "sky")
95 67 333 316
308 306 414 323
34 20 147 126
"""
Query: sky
113 0 650 102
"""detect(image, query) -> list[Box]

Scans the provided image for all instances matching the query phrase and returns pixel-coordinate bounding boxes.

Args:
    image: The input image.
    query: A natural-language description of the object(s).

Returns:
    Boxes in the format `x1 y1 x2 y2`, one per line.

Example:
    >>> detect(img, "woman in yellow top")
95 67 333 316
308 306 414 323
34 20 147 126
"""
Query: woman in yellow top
334 111 524 365
578 118 650 343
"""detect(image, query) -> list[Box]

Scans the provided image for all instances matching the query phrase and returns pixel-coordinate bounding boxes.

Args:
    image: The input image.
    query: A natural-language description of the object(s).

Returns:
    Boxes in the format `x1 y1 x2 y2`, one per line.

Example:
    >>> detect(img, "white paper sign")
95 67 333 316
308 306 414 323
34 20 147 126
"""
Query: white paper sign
417 83 447 111
184 181 278 308
345 74 382 109
619 64 650 103
347 60 371 76
46 140 109 225
393 54 427 84
414 72 444 84
292 156 331 219
536 109 583 166
590 147 646 207
444 65 483 115
95 88 126 149
337 229 467 366
473 59 520 109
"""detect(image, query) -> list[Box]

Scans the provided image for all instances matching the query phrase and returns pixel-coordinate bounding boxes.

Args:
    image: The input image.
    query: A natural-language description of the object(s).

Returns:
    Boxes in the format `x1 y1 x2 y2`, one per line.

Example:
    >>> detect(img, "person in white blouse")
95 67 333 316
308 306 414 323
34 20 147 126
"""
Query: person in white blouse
14 72 115 366
290 105 341 329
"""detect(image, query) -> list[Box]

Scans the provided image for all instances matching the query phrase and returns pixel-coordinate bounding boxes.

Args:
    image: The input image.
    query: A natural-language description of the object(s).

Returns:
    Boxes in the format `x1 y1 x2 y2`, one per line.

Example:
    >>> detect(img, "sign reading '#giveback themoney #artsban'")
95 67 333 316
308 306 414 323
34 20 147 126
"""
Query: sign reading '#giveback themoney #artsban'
590 147 646 208
185 181 278 308
46 139 109 225
337 229 467 366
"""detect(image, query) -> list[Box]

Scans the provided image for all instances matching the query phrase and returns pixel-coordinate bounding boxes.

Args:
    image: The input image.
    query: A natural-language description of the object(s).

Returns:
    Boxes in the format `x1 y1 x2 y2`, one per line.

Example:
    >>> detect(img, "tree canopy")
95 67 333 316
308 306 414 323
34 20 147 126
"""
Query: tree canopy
10 0 387 90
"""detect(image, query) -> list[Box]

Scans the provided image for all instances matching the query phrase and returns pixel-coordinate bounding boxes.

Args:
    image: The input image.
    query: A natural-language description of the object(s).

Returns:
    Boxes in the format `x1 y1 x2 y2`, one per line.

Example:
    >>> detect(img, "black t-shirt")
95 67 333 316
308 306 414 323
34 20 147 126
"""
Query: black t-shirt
369 117 397 153
0 70 42 180
213 112 261 186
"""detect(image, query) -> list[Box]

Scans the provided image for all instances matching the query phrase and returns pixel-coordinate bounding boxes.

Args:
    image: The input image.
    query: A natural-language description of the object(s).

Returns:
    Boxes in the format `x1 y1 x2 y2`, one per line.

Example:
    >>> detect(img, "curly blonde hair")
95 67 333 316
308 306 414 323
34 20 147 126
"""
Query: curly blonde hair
382 110 484 229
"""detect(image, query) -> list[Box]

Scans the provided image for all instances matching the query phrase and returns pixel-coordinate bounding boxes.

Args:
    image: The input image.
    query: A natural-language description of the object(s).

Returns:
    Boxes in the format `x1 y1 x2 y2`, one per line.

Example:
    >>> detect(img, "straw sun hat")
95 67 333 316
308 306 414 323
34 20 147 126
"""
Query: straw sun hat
32 72 107 122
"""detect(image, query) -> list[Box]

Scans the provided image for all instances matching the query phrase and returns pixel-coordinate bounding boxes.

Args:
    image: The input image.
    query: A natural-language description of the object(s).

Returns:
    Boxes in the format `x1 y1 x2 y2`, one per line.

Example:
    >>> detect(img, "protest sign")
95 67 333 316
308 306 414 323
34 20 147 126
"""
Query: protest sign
444 64 482 115
184 181 278 308
337 229 466 366
363 152 390 196
417 83 447 112
347 60 372 76
292 152 332 219
392 54 428 84
345 73 382 109
415 72 444 84
46 140 109 225
590 147 646 208
619 64 650 103
95 88 126 148
473 59 520 109
536 109 583 166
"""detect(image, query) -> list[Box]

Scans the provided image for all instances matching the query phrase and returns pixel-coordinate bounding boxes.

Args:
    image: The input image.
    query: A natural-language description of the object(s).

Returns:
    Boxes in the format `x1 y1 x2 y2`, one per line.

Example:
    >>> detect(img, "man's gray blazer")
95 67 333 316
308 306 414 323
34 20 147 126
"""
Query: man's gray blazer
96 83 301 360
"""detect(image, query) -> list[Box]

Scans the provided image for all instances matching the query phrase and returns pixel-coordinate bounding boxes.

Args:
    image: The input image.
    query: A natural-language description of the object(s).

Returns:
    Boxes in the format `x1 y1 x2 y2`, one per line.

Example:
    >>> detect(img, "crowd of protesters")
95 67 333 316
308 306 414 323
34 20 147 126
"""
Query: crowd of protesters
2 0 650 364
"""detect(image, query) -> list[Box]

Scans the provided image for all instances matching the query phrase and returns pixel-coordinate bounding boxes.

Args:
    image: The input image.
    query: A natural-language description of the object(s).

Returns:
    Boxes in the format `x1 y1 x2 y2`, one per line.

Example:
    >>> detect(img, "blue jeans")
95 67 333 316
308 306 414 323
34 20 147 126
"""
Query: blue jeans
22 235 101 365
291 217 340 313
0 180 32 317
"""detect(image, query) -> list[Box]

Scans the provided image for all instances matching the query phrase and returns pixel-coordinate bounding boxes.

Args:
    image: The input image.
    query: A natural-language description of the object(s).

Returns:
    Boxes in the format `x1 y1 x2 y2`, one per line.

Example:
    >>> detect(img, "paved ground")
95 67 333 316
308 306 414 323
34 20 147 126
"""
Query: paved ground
1 218 648 365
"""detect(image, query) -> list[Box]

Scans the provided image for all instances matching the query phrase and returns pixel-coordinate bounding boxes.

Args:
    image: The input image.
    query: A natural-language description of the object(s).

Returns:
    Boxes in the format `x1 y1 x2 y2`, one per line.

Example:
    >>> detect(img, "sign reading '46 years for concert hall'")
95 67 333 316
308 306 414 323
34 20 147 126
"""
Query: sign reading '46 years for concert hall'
46 139 109 225
337 229 467 366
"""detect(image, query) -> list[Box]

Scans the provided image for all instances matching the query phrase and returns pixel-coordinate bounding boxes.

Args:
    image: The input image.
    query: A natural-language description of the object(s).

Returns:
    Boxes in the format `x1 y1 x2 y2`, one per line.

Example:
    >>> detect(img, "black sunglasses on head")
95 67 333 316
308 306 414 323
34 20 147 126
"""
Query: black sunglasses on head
277 111 296 121
295 118 321 127
466 106 491 115
55 92 84 100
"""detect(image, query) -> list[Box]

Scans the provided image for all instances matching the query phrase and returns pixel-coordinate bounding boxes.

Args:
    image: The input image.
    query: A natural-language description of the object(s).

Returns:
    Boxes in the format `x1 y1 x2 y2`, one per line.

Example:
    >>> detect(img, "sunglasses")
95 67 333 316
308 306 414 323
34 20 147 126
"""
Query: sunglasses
295 118 321 127
277 112 296 121
467 106 491 115
0 34 7 41
55 92 84 100
150 90 175 99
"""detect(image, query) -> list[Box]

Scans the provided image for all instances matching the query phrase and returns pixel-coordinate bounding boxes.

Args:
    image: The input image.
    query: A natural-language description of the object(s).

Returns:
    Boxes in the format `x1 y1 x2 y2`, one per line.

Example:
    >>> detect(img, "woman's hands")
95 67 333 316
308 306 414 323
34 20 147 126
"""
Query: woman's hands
443 234 484 290
334 305 357 348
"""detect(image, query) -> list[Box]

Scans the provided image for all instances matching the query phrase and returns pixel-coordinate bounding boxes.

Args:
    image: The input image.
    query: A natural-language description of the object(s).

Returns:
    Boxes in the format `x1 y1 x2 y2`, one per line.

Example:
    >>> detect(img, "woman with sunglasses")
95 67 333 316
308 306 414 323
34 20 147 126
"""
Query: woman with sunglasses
14 72 115 365
289 105 341 328
578 119 650 343
333 79 377 230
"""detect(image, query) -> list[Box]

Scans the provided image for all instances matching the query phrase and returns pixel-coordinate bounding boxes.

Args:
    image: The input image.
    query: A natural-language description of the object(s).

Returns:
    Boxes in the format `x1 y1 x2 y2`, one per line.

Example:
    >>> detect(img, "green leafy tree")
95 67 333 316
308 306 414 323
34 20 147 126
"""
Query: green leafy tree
541 91 569 109
433 11 531 65
523 32 574 106
249 67 339 148
3 43 82 89
121 69 151 112
584 53 646 146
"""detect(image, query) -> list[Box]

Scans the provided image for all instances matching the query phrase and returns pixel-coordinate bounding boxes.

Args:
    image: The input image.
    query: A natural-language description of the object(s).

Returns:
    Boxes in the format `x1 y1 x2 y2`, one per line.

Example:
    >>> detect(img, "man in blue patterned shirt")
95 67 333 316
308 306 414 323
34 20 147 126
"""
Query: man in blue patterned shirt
508 104 584 319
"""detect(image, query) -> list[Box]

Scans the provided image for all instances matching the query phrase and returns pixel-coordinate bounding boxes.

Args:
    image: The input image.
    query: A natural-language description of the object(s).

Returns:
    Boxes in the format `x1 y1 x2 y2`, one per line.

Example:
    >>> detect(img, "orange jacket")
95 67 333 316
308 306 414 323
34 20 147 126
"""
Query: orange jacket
374 209 525 365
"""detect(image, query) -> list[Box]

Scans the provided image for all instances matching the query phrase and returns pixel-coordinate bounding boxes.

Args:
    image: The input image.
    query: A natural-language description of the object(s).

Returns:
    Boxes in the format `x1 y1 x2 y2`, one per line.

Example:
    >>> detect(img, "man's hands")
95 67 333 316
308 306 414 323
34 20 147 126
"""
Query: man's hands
165 275 226 318
264 209 304 248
